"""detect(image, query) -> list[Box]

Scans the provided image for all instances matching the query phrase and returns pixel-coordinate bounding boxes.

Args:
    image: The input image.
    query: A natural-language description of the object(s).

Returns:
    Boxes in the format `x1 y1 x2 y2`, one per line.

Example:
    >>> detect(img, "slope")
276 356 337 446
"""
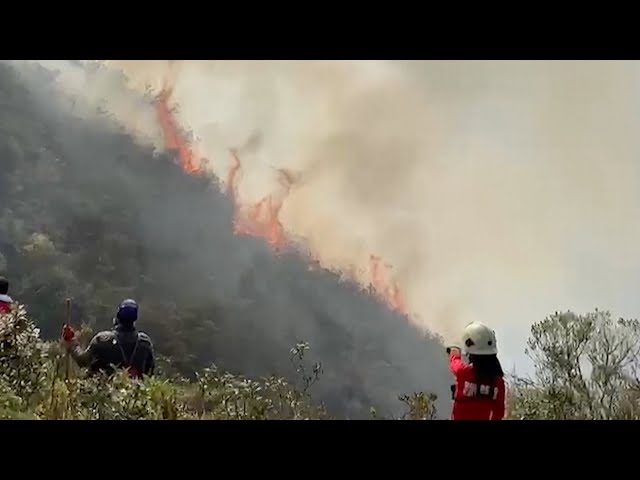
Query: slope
0 62 452 419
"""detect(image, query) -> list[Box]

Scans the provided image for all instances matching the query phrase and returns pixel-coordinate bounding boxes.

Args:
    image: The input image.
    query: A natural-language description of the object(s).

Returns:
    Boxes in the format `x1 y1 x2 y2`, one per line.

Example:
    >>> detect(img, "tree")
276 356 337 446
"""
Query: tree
509 310 640 419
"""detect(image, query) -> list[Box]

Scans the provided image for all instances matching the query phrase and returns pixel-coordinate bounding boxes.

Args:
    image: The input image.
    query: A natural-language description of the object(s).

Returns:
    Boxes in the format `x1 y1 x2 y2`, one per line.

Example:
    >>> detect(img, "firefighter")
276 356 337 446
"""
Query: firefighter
0 276 12 314
63 299 155 378
447 321 505 420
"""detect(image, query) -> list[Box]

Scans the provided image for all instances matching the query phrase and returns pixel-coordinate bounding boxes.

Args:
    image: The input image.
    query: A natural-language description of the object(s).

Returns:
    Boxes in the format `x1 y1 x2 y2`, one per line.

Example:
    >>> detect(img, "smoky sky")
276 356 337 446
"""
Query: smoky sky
90 60 640 375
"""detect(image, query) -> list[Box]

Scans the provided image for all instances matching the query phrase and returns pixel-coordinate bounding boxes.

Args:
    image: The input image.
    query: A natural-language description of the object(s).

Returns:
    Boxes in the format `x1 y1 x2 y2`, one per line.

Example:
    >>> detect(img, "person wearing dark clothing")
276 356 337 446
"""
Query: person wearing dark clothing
0 276 12 314
64 299 155 378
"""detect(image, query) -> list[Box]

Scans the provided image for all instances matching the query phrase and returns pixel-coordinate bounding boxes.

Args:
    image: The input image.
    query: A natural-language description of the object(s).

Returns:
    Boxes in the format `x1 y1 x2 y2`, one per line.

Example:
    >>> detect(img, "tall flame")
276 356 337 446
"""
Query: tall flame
154 88 410 317
369 255 407 313
227 149 291 250
154 88 202 174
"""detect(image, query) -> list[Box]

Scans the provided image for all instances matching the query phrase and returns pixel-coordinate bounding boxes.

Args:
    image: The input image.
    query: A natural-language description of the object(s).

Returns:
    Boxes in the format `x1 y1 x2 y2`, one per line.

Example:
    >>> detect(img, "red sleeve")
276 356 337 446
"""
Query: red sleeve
491 377 506 420
449 351 473 377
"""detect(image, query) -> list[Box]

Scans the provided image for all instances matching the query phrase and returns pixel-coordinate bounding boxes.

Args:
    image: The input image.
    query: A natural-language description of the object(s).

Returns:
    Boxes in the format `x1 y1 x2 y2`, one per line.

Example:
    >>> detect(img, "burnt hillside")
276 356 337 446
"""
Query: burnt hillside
0 61 452 419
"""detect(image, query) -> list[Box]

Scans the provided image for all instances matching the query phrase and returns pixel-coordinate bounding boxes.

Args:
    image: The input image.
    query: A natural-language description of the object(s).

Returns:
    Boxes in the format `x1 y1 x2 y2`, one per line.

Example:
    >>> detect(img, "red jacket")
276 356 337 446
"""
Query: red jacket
449 351 505 420
0 294 13 314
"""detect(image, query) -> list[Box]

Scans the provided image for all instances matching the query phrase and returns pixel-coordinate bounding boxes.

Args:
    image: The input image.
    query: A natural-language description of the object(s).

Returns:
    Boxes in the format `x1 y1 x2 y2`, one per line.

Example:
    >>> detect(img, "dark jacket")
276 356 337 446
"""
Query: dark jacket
70 324 155 378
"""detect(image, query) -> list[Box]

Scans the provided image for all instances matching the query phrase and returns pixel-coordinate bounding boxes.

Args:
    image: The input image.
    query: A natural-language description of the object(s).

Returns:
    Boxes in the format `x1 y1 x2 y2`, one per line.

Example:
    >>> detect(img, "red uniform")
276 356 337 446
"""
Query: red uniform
0 295 12 314
449 351 505 420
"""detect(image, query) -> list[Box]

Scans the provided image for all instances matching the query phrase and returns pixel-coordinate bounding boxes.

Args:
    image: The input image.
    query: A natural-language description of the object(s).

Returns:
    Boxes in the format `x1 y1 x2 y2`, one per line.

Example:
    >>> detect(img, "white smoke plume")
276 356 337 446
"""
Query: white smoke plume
12 60 640 370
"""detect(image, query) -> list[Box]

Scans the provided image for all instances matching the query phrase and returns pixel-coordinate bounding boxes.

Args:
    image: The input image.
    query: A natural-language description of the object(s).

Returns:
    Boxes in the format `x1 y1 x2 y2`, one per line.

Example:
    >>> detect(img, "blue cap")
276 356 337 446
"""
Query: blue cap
117 299 139 323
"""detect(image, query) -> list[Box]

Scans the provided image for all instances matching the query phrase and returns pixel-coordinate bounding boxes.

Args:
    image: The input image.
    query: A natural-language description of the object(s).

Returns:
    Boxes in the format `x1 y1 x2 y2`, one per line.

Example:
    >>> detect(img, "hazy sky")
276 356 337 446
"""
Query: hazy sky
398 60 640 373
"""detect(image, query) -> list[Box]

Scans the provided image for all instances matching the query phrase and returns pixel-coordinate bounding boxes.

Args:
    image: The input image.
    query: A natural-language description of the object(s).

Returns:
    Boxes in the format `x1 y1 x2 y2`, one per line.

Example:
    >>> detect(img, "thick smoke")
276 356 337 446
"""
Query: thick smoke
2 61 454 418
55 60 640 372
8 60 640 398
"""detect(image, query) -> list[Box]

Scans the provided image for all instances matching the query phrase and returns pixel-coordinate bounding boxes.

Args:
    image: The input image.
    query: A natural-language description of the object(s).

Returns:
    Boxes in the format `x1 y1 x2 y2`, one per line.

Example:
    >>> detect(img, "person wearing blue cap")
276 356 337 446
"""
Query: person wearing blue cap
63 299 155 378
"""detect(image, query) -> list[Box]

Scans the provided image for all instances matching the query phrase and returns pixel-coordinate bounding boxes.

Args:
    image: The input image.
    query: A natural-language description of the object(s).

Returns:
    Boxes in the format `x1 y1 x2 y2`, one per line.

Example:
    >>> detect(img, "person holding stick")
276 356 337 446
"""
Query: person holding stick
63 299 155 379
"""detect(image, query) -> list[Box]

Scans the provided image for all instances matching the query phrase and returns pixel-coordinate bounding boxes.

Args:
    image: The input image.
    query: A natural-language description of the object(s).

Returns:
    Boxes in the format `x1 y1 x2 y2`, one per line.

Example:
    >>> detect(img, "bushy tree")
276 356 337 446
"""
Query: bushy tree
508 310 640 419
0 303 49 412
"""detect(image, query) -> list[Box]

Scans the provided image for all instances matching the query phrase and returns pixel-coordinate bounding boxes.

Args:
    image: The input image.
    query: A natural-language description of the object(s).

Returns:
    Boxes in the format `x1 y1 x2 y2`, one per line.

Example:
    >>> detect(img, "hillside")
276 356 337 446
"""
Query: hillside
0 62 453 419
4 61 640 421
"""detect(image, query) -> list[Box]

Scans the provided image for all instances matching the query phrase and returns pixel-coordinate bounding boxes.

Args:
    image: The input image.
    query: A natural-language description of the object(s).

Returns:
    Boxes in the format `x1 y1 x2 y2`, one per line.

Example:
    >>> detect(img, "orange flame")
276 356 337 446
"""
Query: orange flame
227 149 290 250
154 88 410 318
154 89 201 174
369 255 407 314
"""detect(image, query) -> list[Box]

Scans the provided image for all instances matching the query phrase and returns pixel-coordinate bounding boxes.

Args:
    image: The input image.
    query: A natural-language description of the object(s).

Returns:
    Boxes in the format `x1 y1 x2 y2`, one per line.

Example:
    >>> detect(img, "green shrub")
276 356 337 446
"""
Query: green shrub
0 303 328 420
508 310 640 419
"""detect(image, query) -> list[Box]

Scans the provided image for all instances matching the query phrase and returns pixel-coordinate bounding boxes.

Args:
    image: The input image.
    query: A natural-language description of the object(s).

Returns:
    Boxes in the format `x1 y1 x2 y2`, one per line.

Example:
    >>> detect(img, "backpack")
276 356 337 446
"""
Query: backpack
114 332 146 379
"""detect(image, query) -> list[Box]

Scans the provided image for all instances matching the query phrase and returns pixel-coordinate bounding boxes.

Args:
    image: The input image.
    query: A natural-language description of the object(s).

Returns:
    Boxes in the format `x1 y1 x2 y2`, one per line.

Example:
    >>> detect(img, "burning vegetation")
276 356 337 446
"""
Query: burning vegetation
153 87 409 317
0 61 453 418
4 60 640 420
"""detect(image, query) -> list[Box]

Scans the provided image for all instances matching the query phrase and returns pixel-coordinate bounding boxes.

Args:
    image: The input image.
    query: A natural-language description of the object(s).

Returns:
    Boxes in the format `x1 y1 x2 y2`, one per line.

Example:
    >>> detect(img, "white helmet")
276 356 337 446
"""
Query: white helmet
462 321 498 355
